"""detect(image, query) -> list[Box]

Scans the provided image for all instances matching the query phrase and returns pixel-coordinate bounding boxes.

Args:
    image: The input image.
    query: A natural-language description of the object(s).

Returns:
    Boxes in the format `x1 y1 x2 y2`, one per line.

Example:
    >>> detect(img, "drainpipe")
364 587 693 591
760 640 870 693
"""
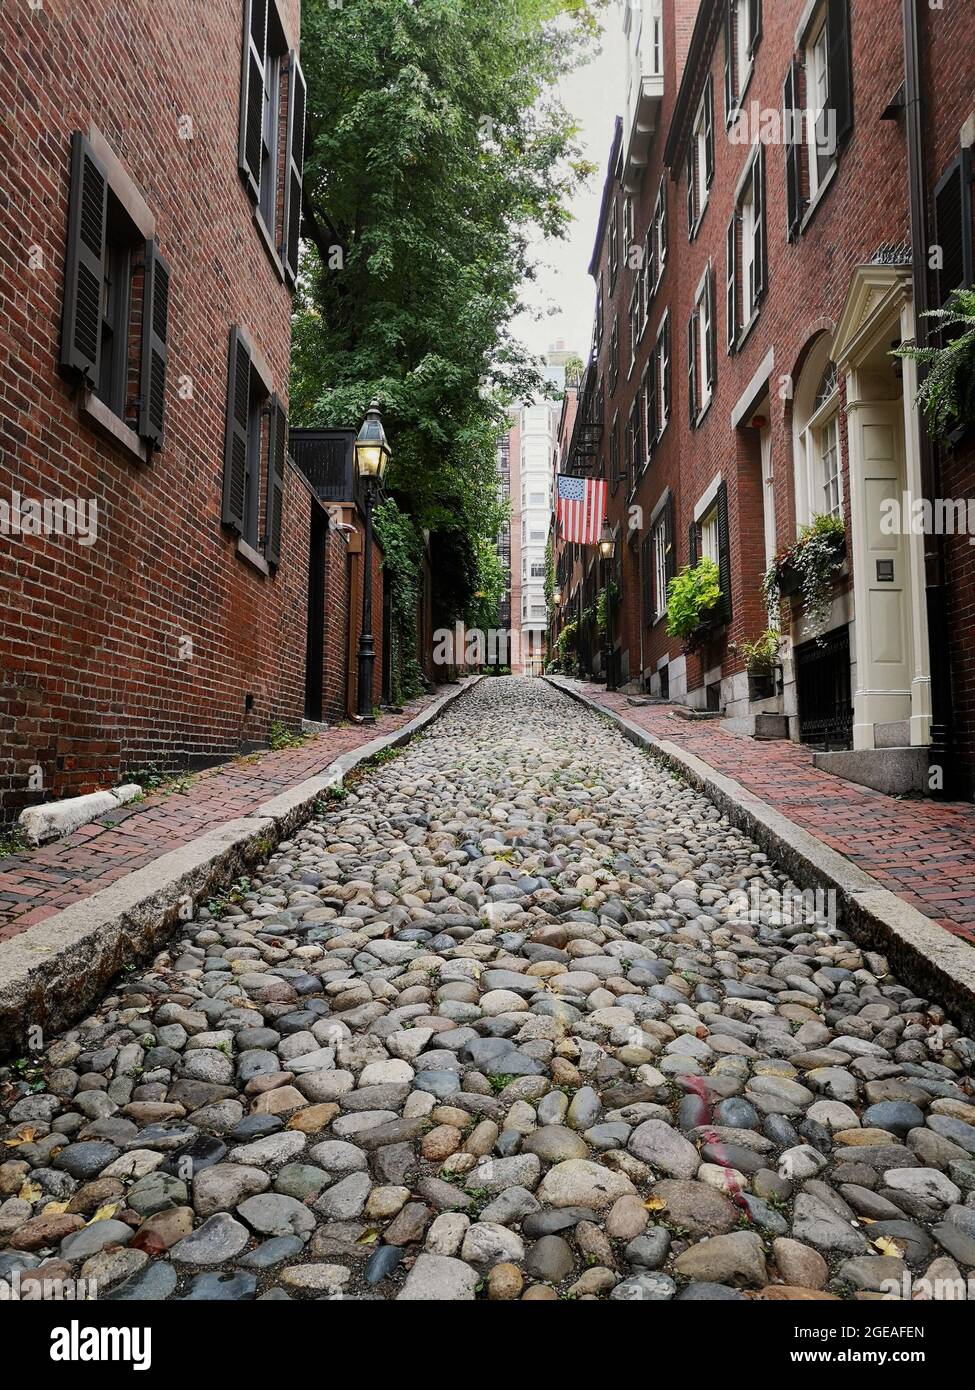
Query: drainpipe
903 0 953 794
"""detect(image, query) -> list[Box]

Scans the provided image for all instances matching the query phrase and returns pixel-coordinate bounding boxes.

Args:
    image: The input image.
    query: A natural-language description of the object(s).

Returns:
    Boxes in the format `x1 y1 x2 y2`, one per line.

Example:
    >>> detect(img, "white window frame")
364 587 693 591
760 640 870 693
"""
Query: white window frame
700 504 720 564
806 11 830 201
696 278 712 414
652 512 668 622
654 181 667 288
734 0 753 108
694 96 710 223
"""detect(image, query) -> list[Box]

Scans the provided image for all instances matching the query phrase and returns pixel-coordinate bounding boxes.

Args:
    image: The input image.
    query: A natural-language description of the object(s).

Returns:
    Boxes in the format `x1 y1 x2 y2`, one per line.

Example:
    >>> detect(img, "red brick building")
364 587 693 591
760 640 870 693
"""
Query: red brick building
558 0 975 796
0 0 385 823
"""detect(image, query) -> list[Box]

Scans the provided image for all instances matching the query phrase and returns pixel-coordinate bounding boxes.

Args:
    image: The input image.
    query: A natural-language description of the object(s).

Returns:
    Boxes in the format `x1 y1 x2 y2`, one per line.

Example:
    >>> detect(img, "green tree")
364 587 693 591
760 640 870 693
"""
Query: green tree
292 0 602 620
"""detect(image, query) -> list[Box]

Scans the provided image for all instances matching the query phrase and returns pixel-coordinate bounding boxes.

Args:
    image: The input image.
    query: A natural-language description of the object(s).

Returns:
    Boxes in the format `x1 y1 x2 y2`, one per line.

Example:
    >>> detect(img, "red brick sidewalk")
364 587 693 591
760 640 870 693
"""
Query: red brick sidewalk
566 679 975 947
0 688 450 944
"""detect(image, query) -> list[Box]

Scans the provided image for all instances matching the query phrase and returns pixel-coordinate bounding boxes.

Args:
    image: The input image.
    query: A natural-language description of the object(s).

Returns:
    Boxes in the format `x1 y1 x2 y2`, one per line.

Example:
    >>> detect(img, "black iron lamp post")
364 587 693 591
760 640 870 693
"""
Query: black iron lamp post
598 518 616 692
354 400 391 722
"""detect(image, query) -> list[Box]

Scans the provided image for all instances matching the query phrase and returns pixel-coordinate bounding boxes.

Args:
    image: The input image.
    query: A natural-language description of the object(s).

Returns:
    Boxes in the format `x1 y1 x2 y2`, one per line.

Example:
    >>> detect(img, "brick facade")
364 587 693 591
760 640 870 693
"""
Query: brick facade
560 0 975 790
0 0 385 821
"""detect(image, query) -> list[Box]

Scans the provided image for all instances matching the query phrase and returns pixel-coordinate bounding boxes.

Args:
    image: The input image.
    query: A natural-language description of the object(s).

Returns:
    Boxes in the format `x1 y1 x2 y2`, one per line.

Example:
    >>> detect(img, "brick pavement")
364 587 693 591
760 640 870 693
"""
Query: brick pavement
0 688 449 943
566 679 975 947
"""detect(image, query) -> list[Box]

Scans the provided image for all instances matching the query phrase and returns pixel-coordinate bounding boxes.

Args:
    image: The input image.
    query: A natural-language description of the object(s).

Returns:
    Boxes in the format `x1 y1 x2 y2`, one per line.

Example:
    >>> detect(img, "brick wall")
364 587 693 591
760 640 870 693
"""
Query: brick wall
0 0 327 820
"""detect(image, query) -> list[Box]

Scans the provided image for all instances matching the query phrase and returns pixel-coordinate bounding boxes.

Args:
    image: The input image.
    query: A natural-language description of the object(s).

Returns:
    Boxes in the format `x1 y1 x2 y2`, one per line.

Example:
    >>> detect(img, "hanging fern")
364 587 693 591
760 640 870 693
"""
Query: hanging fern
895 287 975 443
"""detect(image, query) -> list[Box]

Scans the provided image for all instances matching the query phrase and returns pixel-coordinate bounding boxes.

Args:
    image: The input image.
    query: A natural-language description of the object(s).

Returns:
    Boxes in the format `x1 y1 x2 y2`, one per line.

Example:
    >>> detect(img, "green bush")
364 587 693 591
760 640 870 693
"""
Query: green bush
666 558 722 641
895 287 975 443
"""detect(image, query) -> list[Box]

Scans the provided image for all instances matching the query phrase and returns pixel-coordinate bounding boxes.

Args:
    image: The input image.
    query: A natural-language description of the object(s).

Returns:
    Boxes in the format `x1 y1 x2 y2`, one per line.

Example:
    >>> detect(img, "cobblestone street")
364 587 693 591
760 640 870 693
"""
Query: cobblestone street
2 678 974 1303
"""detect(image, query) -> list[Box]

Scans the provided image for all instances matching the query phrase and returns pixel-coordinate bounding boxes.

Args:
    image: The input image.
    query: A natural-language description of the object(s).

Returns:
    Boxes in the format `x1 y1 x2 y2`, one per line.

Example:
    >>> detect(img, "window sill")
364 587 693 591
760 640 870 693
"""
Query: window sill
694 396 715 430
79 393 148 464
236 537 270 576
727 63 755 130
733 305 762 354
799 160 838 237
252 207 286 284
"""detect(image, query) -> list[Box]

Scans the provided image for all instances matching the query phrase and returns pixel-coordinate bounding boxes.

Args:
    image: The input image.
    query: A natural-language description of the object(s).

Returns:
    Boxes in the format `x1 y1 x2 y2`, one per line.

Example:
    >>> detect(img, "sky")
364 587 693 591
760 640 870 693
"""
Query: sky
510 7 627 366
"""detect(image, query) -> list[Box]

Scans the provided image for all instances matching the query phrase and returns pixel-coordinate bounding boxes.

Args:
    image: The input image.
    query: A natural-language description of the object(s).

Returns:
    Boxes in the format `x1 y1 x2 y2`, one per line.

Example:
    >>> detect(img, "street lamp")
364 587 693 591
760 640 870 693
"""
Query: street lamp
598 518 616 691
354 400 391 722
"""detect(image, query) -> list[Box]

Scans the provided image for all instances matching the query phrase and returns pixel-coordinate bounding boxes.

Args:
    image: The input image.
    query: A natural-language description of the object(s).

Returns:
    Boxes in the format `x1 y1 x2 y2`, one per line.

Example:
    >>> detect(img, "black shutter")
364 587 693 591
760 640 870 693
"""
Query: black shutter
222 326 251 533
647 351 658 448
784 61 803 242
726 211 739 352
663 316 672 424
753 143 767 300
716 479 733 622
934 152 974 308
688 519 699 566
705 267 717 392
280 55 306 285
686 147 696 237
60 132 107 384
665 493 676 583
238 0 268 199
724 0 734 118
265 394 286 566
750 0 762 55
138 240 170 448
687 313 698 425
704 75 715 187
827 0 853 148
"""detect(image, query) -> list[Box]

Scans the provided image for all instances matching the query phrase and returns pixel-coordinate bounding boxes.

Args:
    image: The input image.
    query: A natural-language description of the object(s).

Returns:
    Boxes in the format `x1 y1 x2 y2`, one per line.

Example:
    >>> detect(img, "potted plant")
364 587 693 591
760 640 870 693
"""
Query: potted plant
894 286 975 448
762 513 846 638
666 557 725 654
740 628 782 702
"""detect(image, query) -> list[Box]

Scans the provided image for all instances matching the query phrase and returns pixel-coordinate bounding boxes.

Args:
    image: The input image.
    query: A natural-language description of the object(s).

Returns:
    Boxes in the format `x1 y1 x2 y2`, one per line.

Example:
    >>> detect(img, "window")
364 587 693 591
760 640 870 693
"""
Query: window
687 267 716 425
609 198 620 289
530 561 546 579
529 491 546 507
629 393 645 488
238 0 307 284
610 317 620 393
628 285 640 370
222 325 287 566
784 0 852 240
653 515 669 621
529 528 546 542
793 337 842 527
595 276 605 348
726 146 767 351
59 132 171 449
643 495 675 625
690 480 732 622
656 313 671 436
725 0 762 119
644 357 657 455
624 195 634 258
686 75 714 238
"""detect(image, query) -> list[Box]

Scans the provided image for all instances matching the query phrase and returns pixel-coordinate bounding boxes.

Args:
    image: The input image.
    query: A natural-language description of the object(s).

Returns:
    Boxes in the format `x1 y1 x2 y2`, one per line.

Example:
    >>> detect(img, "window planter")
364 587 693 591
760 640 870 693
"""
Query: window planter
763 517 847 638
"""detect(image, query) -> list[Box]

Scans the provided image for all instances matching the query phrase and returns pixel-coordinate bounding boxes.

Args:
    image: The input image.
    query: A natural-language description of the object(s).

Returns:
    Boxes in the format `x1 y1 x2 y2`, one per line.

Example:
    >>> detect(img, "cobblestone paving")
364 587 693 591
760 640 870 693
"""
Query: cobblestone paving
2 677 975 1303
568 679 975 946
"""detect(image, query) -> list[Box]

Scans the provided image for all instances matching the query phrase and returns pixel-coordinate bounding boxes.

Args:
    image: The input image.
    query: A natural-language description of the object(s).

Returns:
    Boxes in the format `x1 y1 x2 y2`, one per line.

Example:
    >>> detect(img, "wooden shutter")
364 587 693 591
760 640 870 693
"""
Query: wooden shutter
716 479 733 622
686 147 696 238
704 75 715 188
138 239 170 448
688 518 699 566
753 143 768 300
724 0 734 118
934 152 974 308
687 313 697 425
265 394 286 567
705 268 717 392
647 351 658 448
60 132 107 383
222 326 251 533
665 493 676 583
662 316 672 424
642 531 653 627
280 54 306 285
726 211 739 353
784 60 803 242
749 0 762 55
238 0 268 199
827 0 853 148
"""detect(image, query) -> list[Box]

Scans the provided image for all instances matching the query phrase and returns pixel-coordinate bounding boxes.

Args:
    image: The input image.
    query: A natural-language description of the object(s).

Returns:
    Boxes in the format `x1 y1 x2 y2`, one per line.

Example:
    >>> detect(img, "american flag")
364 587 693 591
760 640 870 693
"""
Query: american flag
556 473 607 545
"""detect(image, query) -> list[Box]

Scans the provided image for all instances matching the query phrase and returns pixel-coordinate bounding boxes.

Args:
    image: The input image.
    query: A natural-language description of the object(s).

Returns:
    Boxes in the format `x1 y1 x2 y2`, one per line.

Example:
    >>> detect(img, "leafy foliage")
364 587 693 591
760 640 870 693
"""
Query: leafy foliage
292 0 603 619
666 559 722 644
373 497 425 702
762 513 845 637
739 628 782 673
895 288 975 443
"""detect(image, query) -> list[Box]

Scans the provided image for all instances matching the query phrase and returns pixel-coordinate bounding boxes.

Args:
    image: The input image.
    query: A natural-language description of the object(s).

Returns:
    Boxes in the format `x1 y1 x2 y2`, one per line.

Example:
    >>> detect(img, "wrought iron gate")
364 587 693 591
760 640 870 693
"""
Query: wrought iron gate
795 625 853 749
